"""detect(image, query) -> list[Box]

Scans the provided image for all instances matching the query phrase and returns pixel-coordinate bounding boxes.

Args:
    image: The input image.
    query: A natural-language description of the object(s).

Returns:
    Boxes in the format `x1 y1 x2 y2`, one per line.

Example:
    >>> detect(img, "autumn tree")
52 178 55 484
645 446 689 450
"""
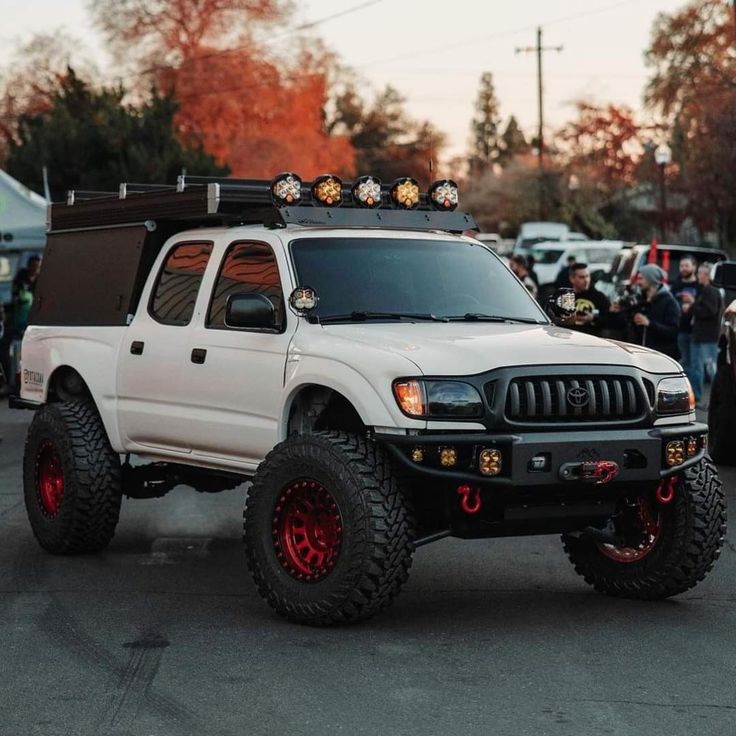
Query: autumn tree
6 68 225 200
645 0 736 246
88 0 356 178
556 101 645 194
330 85 444 185
468 72 501 174
496 116 529 166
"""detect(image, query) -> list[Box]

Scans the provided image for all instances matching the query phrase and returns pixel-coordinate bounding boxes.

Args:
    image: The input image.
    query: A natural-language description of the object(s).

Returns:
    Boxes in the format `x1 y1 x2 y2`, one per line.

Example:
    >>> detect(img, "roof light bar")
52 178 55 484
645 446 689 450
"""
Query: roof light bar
351 175 382 208
311 175 343 207
271 172 302 205
428 179 459 211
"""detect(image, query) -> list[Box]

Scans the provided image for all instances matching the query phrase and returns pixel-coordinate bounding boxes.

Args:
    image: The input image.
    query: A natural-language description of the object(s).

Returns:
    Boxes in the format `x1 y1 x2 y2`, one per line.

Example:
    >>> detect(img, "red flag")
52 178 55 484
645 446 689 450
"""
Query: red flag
648 238 658 264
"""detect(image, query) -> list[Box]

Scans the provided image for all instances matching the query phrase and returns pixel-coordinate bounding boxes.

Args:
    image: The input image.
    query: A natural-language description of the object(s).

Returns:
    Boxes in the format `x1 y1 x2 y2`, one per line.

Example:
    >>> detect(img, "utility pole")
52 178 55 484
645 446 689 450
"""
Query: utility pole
516 27 563 219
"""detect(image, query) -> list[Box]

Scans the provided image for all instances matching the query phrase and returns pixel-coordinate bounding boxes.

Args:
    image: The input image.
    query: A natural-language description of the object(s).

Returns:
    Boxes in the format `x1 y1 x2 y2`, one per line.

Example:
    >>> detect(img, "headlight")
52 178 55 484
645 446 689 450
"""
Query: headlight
657 376 696 414
393 380 483 419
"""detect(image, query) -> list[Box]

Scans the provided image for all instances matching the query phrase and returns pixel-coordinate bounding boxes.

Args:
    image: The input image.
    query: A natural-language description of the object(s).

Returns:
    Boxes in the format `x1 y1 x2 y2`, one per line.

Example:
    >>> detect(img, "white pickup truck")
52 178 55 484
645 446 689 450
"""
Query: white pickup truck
11 174 726 625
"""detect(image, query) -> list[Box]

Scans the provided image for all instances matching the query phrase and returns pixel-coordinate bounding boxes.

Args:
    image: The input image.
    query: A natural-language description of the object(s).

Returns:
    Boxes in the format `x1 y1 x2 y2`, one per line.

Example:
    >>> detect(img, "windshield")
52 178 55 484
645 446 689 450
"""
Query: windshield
290 237 546 323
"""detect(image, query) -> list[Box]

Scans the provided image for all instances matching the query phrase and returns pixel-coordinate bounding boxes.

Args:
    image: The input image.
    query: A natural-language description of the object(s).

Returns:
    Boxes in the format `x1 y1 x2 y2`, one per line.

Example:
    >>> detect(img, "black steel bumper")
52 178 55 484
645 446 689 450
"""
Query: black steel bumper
377 422 709 488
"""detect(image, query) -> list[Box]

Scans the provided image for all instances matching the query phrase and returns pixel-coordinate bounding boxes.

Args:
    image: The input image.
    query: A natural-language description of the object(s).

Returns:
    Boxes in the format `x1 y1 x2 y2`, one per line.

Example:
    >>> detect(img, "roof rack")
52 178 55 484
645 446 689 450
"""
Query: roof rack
49 175 476 234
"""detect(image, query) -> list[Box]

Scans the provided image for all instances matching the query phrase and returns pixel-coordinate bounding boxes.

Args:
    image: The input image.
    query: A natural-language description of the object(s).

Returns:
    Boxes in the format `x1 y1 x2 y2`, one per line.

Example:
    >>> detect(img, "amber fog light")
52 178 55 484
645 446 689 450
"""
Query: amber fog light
439 447 457 467
479 448 502 476
687 438 698 457
411 447 424 463
666 441 685 467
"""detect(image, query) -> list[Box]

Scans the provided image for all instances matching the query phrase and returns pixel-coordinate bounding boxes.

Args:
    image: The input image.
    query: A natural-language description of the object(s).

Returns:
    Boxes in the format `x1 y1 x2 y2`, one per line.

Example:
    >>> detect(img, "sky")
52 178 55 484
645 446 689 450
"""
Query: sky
0 0 687 159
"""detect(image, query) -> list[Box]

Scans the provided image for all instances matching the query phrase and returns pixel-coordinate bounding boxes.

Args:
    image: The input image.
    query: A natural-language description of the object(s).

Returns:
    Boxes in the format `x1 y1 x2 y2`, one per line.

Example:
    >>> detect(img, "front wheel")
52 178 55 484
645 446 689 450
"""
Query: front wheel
562 457 726 599
243 432 415 625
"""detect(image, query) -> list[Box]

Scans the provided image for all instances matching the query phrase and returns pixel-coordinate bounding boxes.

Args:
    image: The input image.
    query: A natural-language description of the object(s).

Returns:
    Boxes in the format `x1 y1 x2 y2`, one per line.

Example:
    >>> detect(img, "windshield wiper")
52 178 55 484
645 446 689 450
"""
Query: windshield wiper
316 311 449 324
446 313 544 324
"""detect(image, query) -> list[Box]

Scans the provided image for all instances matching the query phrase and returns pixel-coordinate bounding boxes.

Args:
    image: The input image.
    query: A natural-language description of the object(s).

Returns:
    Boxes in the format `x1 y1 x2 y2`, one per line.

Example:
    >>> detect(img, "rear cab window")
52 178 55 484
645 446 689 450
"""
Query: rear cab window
150 242 213 325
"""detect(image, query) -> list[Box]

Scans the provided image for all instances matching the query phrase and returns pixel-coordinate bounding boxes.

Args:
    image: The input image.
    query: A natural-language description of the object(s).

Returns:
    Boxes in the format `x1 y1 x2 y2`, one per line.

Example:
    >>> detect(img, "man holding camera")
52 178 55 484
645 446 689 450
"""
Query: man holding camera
567 262 610 335
610 264 680 358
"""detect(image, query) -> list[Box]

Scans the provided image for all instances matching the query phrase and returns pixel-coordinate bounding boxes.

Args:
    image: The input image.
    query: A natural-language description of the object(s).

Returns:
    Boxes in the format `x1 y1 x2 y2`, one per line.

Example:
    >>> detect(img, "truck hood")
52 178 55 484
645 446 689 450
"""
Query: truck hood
317 322 681 376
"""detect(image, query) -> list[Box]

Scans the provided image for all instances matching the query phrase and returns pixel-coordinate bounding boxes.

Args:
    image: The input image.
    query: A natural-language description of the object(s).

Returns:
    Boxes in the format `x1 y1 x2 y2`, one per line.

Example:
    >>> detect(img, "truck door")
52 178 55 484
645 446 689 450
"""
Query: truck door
181 239 295 465
117 240 214 453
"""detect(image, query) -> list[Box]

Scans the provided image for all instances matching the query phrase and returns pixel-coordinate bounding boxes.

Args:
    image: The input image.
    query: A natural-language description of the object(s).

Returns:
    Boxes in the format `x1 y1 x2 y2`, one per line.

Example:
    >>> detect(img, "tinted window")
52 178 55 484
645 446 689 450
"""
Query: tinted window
151 242 212 325
291 237 545 322
208 242 284 329
530 248 565 264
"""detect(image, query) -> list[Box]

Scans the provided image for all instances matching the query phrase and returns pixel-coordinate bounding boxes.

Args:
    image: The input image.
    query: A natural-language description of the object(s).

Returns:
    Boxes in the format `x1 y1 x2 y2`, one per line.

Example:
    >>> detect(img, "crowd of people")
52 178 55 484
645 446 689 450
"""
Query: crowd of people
512 251 722 409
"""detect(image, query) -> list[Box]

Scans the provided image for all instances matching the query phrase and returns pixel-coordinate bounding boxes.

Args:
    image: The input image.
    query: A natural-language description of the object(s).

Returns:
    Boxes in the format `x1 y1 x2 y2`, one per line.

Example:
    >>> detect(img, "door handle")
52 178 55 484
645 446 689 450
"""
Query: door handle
191 348 207 364
130 341 144 355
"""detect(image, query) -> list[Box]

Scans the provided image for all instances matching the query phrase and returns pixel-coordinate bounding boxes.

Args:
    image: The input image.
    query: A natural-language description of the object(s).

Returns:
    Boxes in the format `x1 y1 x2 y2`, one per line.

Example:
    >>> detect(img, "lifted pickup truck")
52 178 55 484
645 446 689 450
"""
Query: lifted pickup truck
11 174 726 625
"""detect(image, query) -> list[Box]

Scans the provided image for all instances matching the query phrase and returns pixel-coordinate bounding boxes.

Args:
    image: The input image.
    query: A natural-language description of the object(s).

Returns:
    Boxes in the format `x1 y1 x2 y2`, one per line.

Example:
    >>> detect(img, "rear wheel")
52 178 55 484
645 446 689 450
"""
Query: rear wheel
708 363 736 464
562 457 726 599
244 432 415 625
23 402 122 554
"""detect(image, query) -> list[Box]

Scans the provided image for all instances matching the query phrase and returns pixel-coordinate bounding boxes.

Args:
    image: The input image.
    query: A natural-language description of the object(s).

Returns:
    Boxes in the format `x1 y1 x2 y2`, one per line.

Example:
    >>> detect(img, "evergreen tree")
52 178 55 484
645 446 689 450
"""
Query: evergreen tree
469 72 501 172
6 68 227 201
498 116 529 165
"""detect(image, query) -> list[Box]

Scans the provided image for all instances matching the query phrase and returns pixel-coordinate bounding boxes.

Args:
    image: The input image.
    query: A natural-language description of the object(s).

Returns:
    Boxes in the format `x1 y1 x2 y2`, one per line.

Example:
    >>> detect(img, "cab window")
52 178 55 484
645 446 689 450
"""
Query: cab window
207 241 285 331
150 242 213 325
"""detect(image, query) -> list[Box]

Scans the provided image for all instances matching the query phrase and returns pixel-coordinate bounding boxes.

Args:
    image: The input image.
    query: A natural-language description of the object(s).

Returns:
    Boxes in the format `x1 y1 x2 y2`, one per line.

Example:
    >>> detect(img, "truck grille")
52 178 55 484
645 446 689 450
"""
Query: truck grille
504 375 645 423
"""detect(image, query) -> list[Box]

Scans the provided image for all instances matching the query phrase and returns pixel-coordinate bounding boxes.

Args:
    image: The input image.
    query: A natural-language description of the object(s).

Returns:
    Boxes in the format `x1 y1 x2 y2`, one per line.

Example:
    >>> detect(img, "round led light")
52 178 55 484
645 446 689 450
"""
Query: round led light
428 179 459 211
289 286 319 314
351 175 382 208
311 175 343 206
271 172 302 205
390 177 420 209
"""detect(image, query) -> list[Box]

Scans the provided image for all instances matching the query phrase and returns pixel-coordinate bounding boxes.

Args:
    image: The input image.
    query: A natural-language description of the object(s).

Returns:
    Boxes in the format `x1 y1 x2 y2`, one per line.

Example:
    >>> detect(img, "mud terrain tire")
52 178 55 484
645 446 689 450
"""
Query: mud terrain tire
562 457 726 599
244 432 415 625
24 402 122 554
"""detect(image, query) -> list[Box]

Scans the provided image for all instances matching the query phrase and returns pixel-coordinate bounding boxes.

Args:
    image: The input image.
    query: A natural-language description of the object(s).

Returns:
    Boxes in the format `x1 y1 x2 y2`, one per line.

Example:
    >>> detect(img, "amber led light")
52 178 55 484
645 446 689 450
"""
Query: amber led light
312 175 343 206
439 447 458 467
390 177 420 209
479 448 502 476
665 441 685 467
411 447 424 463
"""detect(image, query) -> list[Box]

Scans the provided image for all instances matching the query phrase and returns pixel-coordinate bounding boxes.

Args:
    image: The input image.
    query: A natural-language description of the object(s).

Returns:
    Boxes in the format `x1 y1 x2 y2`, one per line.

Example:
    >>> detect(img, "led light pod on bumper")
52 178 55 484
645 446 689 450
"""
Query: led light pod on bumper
393 380 483 419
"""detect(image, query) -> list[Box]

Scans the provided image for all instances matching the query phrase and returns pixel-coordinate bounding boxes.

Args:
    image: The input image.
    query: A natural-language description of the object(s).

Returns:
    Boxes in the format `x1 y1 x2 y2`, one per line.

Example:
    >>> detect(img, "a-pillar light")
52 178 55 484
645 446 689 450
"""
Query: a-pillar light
390 177 420 209
311 175 343 206
271 172 302 205
428 179 459 211
351 176 382 208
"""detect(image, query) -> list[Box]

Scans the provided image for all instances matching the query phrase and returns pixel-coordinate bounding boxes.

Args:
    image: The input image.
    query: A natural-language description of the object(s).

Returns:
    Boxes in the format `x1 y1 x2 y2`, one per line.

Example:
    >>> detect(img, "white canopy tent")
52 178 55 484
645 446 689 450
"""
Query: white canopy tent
0 169 46 249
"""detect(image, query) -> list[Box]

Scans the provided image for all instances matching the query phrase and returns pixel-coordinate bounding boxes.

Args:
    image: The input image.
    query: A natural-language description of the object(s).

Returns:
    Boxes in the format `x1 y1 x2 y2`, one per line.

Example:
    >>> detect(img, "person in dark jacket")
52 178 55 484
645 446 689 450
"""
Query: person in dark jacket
683 263 722 405
670 255 699 373
611 264 681 358
567 262 610 336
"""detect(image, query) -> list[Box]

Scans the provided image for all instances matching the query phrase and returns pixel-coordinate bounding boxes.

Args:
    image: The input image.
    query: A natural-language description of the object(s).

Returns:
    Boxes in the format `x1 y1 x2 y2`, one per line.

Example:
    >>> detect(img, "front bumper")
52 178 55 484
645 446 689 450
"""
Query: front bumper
378 422 708 488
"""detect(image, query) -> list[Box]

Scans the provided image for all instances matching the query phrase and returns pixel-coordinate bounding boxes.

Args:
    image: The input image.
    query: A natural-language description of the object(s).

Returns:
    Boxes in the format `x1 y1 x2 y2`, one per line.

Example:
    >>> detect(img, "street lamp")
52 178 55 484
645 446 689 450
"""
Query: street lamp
654 143 672 242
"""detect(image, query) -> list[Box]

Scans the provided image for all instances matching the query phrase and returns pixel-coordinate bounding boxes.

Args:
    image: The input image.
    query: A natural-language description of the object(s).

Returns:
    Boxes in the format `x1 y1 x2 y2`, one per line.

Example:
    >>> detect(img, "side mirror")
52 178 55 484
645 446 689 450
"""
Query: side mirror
712 261 736 289
225 293 276 330
546 287 576 322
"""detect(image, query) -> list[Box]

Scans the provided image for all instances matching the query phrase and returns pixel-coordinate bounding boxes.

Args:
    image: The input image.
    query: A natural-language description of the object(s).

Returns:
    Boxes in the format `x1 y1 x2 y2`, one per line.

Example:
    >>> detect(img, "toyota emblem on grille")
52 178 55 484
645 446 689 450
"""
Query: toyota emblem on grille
567 387 590 408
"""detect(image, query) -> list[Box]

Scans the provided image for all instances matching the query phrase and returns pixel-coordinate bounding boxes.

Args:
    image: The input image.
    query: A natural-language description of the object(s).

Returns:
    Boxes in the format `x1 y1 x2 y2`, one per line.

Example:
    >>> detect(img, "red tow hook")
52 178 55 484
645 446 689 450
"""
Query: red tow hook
656 476 677 504
457 485 482 514
581 460 620 485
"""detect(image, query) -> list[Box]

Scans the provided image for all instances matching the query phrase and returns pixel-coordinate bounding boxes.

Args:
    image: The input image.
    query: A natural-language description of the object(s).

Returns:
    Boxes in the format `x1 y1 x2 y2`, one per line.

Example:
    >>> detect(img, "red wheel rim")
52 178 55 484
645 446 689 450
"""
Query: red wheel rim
37 440 64 517
598 496 661 563
272 480 343 582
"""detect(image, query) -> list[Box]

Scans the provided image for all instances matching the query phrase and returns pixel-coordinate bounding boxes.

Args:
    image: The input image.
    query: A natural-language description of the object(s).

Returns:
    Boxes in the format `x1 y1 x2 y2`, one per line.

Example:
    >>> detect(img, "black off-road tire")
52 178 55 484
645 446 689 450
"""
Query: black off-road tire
244 432 415 626
708 363 736 465
23 401 123 554
562 457 726 599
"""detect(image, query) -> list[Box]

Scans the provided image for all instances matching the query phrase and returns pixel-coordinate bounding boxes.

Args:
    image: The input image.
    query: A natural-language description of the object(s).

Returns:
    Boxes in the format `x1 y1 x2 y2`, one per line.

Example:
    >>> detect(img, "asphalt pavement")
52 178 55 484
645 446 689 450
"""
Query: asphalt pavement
1 401 735 736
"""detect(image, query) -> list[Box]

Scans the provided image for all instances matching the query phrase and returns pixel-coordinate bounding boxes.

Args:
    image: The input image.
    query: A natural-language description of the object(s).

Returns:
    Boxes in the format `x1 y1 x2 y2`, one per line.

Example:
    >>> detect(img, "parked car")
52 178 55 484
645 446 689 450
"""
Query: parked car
707 261 736 463
529 241 626 288
514 222 572 253
596 243 728 302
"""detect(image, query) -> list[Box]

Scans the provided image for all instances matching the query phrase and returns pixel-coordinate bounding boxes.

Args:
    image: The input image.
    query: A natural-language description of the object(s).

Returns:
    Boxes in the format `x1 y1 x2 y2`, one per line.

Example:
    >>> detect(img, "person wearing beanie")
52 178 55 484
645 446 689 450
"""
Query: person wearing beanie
611 263 681 358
